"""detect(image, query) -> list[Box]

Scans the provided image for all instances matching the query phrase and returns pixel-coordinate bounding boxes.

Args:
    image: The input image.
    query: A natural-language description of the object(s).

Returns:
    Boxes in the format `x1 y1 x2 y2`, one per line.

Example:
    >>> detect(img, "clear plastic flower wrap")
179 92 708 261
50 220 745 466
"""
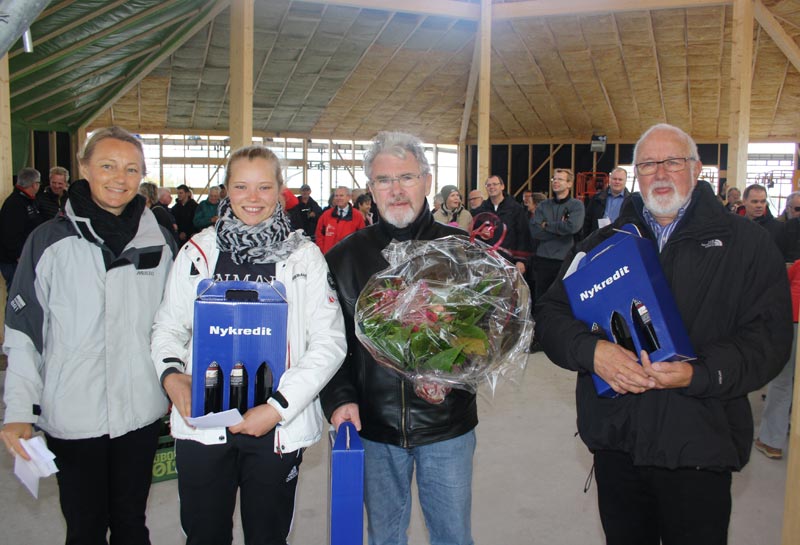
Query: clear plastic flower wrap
355 235 534 403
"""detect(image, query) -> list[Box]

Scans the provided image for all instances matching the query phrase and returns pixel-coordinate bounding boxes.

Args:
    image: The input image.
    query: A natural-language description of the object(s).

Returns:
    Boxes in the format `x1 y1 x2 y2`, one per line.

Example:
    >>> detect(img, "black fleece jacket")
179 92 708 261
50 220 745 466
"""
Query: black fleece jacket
535 182 792 470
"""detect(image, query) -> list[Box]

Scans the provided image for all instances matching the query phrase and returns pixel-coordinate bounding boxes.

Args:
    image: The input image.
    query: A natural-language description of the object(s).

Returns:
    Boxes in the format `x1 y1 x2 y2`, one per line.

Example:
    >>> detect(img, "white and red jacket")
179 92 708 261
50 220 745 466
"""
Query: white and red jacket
151 227 346 453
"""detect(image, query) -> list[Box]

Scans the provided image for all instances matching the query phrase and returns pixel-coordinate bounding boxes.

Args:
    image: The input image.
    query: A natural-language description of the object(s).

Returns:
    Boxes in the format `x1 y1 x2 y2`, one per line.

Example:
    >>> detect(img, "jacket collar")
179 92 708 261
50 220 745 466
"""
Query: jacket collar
376 205 436 243
64 200 164 252
622 182 729 242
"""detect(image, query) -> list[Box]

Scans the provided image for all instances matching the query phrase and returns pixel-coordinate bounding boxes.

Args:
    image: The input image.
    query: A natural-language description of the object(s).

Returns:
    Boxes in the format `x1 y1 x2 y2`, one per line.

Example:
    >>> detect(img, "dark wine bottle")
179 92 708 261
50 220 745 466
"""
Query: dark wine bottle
631 299 660 352
255 362 273 406
229 362 249 414
204 362 222 414
610 311 636 353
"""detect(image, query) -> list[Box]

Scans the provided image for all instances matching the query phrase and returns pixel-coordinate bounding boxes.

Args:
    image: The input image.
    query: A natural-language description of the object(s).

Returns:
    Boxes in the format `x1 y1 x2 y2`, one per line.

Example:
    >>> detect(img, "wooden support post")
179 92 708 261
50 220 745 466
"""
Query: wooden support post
0 54 13 201
727 0 754 188
229 0 254 152
476 0 492 191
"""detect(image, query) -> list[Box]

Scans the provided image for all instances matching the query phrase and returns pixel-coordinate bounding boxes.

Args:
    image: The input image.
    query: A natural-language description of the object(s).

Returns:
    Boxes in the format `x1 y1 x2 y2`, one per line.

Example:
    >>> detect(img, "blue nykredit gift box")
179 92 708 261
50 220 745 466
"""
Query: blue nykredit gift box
191 279 288 417
562 224 694 397
329 422 364 545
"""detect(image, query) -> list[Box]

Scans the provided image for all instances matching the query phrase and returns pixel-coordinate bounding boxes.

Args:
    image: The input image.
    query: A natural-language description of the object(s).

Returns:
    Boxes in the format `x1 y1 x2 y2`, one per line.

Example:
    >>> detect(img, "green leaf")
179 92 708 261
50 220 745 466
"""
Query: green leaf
422 347 463 372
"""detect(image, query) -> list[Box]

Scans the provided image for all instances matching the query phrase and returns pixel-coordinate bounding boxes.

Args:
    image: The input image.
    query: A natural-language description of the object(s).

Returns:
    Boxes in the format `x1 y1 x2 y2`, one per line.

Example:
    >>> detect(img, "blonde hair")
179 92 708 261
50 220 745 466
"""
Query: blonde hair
224 145 284 187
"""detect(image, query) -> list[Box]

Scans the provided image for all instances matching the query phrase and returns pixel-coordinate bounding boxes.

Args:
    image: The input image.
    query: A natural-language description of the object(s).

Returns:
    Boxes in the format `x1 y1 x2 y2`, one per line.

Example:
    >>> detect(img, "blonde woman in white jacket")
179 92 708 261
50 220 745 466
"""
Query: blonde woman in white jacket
151 145 346 545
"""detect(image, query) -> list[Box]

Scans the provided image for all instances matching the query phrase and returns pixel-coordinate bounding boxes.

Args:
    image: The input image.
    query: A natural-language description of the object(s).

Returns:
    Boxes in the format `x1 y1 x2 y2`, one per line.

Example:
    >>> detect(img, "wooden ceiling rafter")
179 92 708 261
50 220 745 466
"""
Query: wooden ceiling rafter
505 18 562 136
682 9 692 134
49 98 100 125
10 0 133 59
771 58 790 134
580 16 622 137
12 44 159 112
251 5 292 93
646 10 668 122
11 1 182 82
319 0 478 20
189 19 217 128
542 16 594 136
39 0 81 20
609 12 643 136
316 10 395 115
488 29 549 138
285 7 365 130
79 0 230 129
26 75 124 121
713 6 727 138
328 14 427 135
11 12 192 97
754 0 800 74
262 5 328 130
491 0 731 20
362 18 467 138
345 19 445 136
458 36 480 143
417 39 483 140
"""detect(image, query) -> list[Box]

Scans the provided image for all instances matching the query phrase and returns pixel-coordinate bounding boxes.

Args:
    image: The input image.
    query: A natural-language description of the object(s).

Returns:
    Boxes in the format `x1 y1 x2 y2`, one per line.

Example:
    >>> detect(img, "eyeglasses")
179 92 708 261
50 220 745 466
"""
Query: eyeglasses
370 173 422 190
550 177 568 183
635 157 694 176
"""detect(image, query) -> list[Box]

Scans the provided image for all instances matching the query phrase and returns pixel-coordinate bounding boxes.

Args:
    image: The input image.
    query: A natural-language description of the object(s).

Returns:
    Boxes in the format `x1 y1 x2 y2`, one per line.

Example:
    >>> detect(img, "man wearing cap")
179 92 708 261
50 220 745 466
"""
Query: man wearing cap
297 183 323 240
433 185 472 231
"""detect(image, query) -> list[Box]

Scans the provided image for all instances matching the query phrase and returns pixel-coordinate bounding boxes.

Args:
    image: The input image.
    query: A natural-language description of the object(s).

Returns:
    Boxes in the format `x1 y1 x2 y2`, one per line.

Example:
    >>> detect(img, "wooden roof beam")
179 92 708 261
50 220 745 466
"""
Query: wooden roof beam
318 0 733 20
754 0 800 75
492 0 731 20
10 0 132 59
78 0 231 130
316 0 479 20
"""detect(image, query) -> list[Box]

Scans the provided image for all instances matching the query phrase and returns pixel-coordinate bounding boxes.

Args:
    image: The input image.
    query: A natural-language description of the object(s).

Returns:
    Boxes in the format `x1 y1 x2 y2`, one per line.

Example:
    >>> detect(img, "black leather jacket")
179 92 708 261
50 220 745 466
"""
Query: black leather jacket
320 208 479 448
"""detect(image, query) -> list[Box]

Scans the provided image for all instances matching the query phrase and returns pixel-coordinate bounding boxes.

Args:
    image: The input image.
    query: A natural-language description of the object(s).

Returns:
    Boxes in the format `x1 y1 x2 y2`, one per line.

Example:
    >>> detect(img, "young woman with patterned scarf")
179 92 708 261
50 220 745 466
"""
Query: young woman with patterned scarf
151 145 346 545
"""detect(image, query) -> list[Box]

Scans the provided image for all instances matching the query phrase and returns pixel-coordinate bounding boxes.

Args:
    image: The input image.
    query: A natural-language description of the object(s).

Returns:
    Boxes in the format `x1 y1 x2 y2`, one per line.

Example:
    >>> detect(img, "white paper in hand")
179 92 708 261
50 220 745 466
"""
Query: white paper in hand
14 436 58 498
186 409 244 429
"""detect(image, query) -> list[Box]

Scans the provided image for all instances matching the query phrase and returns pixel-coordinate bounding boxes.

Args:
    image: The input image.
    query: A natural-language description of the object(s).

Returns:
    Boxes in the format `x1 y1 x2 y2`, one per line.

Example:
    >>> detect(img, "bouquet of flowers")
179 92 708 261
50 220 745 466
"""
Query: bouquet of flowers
355 235 533 403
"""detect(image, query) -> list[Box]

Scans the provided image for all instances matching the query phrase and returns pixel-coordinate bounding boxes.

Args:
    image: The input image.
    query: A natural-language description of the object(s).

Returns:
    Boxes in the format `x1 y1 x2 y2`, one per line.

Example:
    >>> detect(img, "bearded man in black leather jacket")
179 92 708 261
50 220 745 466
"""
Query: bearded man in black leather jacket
321 131 478 545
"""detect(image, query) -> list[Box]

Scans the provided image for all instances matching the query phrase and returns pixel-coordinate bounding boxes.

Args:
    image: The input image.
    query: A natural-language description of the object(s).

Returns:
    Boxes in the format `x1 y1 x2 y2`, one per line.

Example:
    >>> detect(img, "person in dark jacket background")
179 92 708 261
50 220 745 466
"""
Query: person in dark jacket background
321 131 477 545
37 166 70 220
582 167 630 238
297 183 323 239
475 175 532 274
171 183 198 242
0 167 44 287
535 123 792 545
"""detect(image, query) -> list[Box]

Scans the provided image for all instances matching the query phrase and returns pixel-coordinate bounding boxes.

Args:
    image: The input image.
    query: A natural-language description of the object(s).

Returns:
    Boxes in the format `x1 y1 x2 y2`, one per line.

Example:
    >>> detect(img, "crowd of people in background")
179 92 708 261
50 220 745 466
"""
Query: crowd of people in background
0 123 797 545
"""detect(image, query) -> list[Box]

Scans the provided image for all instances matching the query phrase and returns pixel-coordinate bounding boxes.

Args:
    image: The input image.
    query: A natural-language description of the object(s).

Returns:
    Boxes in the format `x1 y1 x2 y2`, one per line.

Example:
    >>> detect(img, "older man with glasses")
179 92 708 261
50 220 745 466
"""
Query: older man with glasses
321 131 478 545
535 123 792 545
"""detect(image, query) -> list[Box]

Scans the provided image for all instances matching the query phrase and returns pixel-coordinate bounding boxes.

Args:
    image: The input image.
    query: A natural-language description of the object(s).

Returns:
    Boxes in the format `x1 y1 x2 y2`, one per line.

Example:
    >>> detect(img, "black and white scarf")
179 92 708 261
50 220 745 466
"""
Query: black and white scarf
215 197 306 264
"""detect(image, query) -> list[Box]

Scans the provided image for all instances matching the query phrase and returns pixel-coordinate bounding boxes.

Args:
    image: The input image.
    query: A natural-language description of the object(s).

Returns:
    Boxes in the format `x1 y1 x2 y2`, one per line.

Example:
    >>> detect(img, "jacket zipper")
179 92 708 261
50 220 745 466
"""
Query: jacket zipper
401 381 408 447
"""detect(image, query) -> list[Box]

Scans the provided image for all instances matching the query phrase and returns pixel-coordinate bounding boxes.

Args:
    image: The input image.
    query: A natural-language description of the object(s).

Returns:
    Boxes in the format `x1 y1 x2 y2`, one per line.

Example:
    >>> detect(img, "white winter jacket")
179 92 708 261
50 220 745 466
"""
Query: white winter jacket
151 227 346 453
3 202 175 440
